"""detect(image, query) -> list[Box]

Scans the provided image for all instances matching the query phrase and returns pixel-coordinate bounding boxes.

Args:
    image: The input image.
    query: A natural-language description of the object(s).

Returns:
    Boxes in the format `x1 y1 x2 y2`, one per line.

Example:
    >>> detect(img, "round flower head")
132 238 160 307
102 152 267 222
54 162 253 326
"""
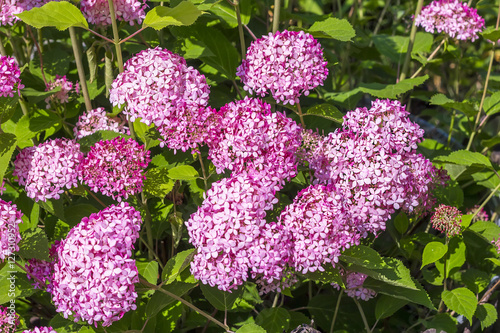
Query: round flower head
23 327 57 333
51 202 141 327
110 47 210 151
79 137 150 201
13 139 83 202
415 0 484 41
0 200 23 262
431 204 461 237
45 75 79 108
0 55 24 97
0 0 55 26
466 205 489 222
25 241 60 292
333 269 377 301
237 30 328 105
74 107 129 140
0 304 19 332
81 0 147 26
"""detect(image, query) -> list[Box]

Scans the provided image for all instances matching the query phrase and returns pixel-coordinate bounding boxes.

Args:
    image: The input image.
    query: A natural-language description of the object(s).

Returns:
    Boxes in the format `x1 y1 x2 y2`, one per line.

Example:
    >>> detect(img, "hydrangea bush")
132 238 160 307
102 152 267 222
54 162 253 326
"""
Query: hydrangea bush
1 0 500 332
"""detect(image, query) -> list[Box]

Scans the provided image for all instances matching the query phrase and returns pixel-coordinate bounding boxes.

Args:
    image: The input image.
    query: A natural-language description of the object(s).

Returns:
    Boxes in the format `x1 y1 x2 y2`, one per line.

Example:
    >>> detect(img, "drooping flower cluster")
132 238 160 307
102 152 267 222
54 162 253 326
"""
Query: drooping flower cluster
81 0 147 26
51 203 141 327
0 55 24 98
0 200 22 262
237 30 328 105
431 204 461 237
333 270 377 301
109 47 211 152
466 205 489 222
0 305 19 333
0 0 56 26
79 137 150 201
73 107 129 140
25 241 60 292
208 97 302 190
13 139 83 202
45 75 79 108
415 0 484 41
23 327 57 333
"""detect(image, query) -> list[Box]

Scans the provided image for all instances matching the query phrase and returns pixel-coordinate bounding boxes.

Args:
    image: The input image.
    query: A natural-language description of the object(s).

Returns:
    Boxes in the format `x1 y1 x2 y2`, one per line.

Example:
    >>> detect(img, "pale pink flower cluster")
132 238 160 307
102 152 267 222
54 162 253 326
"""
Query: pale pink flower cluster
23 327 57 333
0 55 24 97
0 200 23 261
78 137 150 201
51 203 141 327
333 270 377 301
73 107 129 140
466 205 489 222
13 138 83 202
237 30 328 105
493 237 500 254
81 0 147 26
109 47 211 152
0 304 19 333
415 0 484 41
0 0 56 26
25 241 60 292
431 204 461 237
45 75 79 108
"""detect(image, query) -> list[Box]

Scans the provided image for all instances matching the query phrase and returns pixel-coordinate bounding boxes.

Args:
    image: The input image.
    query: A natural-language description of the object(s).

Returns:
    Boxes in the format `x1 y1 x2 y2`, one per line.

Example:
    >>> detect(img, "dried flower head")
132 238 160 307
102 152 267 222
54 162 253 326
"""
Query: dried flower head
237 30 328 105
0 55 24 97
431 204 462 237
81 0 147 26
74 107 129 140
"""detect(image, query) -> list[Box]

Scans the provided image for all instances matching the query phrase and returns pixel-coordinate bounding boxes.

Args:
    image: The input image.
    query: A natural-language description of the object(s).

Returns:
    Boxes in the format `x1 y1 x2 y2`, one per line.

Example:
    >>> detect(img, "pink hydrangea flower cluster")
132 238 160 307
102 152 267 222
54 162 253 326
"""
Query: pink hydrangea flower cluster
208 97 302 190
51 202 141 327
0 305 19 332
237 30 328 105
431 204 461 237
466 205 489 222
45 75 79 108
25 241 60 292
333 270 377 301
13 138 83 202
415 0 484 41
493 236 500 254
23 327 57 333
0 200 22 262
0 0 56 26
79 137 150 201
109 47 211 152
73 107 129 140
81 0 147 26
0 55 24 98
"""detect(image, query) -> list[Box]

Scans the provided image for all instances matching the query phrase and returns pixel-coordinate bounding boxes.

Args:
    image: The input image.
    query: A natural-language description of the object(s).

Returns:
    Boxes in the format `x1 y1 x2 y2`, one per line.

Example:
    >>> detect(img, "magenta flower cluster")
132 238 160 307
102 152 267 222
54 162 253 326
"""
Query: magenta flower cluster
237 30 328 105
13 138 83 202
0 0 55 26
78 137 150 201
81 0 147 26
0 304 19 333
431 204 461 237
0 55 24 98
25 241 60 292
110 47 211 152
73 107 129 140
45 75 79 108
51 203 141 327
23 327 57 333
466 205 489 222
0 200 23 262
333 270 377 301
415 0 484 41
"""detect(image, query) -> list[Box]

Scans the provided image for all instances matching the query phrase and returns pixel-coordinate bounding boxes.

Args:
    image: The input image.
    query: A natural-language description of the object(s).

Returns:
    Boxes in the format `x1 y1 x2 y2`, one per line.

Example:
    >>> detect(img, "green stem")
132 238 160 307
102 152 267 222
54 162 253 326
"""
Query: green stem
120 27 147 45
353 298 371 333
233 1 246 60
37 28 43 54
198 152 208 191
336 0 342 18
15 261 46 290
139 235 164 270
410 38 446 79
447 110 456 147
471 182 500 222
369 0 391 47
107 0 124 73
141 193 155 261
297 103 305 127
86 28 115 44
139 278 231 332
399 0 424 82
329 292 343 333
69 27 93 111
272 0 281 33
0 37 6 56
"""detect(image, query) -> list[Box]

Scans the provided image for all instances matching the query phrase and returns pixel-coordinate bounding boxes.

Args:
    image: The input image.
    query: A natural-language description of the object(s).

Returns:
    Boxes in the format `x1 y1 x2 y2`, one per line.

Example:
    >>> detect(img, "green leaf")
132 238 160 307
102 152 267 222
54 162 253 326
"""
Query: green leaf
200 283 244 311
421 241 448 268
481 27 500 42
0 96 19 124
481 136 500 149
461 214 473 229
49 314 83 333
208 0 252 27
161 248 195 283
18 228 50 261
429 94 477 117
236 323 266 333
488 257 500 266
468 221 500 242
302 265 344 286
394 212 409 234
441 288 477 324
136 260 159 285
375 295 408 320
372 32 433 63
305 104 344 123
461 268 490 294
308 17 355 41
359 75 428 99
64 204 99 228
168 165 199 181
475 303 498 330
156 301 183 332
435 237 466 277
424 313 457 333
86 44 98 84
143 2 203 30
144 168 175 198
434 150 492 169
16 1 88 30
145 281 196 317
14 115 37 148
105 50 113 98
0 133 17 184
255 308 291 333
483 91 500 116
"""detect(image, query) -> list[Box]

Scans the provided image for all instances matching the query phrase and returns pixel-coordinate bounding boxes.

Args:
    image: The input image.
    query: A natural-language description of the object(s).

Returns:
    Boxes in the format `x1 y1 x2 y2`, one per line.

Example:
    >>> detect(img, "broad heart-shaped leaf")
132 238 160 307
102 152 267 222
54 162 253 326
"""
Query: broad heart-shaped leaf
483 91 500 116
0 133 17 184
236 323 266 333
161 248 195 283
429 93 477 117
481 27 500 42
372 32 433 63
142 1 202 30
441 288 477 324
423 313 457 333
167 165 199 181
305 103 344 123
200 283 244 311
468 221 500 242
17 228 50 261
434 150 492 169
16 1 88 30
0 96 19 124
358 75 428 99
435 237 466 278
136 260 159 285
144 168 175 198
461 268 490 294
475 303 498 330
375 295 408 320
421 241 448 268
394 212 409 234
207 0 252 27
145 281 196 317
308 17 355 41
255 308 291 333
